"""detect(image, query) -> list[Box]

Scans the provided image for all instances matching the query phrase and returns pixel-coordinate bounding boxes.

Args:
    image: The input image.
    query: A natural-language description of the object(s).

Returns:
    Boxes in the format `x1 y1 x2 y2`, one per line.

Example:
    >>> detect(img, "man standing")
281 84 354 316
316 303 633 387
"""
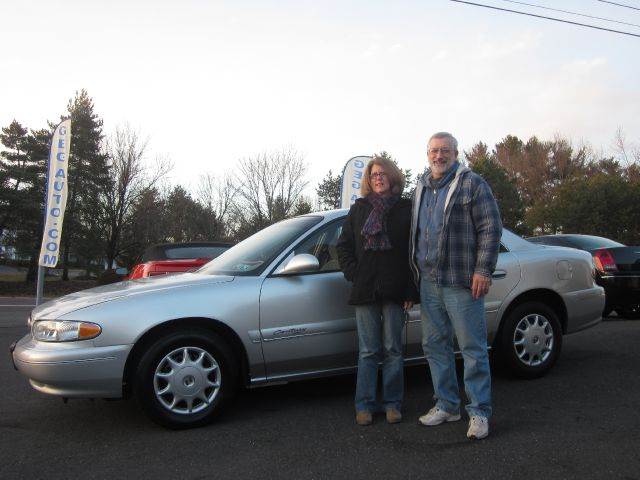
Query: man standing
410 132 502 440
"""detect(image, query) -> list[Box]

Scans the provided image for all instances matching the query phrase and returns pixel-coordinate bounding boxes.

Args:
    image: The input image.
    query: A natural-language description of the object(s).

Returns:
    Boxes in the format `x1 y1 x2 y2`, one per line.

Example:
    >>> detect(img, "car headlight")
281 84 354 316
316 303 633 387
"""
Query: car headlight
32 320 102 342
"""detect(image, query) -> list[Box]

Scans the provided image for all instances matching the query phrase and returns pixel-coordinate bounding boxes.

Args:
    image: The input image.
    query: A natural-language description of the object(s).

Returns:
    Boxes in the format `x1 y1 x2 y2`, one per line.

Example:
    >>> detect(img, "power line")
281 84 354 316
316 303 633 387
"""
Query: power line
497 0 640 28
597 1 640 11
449 0 640 38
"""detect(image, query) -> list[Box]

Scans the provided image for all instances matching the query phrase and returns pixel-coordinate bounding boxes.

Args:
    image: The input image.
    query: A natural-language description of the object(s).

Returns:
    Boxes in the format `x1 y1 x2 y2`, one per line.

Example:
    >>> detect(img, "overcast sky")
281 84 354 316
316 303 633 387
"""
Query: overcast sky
2 0 639 196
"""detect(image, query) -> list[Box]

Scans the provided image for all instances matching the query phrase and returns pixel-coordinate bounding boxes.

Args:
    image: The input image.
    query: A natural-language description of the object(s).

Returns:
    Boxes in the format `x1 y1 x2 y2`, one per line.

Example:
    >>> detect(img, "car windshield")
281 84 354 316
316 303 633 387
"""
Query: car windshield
164 246 229 260
199 216 322 276
568 236 625 250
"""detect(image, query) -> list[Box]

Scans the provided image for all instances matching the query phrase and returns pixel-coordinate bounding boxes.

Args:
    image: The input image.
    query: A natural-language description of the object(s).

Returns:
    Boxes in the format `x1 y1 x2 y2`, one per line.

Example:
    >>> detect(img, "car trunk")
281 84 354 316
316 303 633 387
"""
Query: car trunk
148 258 210 275
599 247 640 274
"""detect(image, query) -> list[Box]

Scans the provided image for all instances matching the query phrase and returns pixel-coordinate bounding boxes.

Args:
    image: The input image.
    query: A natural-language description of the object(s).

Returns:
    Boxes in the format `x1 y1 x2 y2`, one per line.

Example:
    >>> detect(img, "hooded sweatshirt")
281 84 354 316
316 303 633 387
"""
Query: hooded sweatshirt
416 161 459 279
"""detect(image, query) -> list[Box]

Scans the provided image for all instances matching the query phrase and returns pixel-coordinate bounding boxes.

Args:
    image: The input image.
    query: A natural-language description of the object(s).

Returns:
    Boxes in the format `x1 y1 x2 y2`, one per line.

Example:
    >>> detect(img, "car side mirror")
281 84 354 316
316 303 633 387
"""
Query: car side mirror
115 267 128 275
280 253 320 275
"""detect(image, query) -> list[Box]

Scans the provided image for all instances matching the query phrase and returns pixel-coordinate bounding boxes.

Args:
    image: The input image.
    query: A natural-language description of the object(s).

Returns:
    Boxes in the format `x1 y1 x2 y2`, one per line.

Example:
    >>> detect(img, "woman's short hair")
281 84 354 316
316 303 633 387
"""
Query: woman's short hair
360 155 406 197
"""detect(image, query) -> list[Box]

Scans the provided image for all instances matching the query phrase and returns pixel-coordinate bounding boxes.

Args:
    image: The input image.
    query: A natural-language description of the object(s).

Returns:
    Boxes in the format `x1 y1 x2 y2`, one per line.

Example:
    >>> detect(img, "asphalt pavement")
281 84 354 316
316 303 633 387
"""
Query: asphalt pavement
1 298 639 480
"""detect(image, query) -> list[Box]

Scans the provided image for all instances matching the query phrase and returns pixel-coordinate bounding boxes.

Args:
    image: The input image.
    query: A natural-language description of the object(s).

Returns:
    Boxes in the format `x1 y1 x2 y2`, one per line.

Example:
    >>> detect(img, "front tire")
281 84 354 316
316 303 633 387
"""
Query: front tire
499 302 562 379
133 329 238 429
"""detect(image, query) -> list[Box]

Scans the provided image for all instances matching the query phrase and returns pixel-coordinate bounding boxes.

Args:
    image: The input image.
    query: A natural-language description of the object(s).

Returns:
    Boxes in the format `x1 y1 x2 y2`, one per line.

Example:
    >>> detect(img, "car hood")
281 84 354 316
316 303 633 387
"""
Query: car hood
32 273 234 320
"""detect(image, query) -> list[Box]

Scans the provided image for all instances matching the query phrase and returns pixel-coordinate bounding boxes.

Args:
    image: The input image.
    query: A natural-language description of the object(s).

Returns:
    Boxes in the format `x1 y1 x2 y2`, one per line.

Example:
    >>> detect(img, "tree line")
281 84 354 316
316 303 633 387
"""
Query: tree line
0 90 312 282
466 133 640 243
2 90 639 283
316 136 640 246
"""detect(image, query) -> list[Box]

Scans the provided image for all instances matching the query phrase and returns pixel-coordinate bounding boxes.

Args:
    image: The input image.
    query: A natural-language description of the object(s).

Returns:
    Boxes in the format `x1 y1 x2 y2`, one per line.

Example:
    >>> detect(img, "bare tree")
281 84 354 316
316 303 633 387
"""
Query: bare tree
233 148 308 233
102 125 172 268
614 127 631 167
196 172 238 239
613 127 640 183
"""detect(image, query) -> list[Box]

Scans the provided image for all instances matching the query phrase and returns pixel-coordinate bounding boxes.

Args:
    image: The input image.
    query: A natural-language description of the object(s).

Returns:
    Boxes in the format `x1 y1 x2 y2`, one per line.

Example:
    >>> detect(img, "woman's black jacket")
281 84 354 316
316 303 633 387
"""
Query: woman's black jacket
336 196 419 306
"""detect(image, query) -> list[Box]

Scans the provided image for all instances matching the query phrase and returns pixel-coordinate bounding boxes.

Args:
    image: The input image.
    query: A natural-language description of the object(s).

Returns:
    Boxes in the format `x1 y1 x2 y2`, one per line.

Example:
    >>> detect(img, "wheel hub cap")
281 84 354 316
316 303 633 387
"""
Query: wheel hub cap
513 314 554 367
153 346 221 415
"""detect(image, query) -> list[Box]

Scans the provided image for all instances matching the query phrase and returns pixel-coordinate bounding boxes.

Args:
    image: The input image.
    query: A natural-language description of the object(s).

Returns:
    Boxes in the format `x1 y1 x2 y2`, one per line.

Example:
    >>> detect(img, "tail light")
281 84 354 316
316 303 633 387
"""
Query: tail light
593 249 617 273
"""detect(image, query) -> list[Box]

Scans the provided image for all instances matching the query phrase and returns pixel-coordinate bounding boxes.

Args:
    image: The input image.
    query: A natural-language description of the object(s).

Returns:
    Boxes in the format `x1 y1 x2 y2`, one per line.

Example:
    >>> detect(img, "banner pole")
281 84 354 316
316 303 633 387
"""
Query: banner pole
36 266 45 306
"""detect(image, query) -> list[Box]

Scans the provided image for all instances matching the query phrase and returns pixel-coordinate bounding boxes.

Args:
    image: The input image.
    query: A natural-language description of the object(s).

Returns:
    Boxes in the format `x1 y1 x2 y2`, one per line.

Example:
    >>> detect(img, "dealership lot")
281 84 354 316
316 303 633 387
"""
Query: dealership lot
2 299 639 480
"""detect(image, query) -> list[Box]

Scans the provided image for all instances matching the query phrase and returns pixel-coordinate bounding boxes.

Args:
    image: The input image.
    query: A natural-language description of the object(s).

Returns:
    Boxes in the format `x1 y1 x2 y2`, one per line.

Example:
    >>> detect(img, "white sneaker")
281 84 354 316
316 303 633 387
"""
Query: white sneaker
467 415 489 439
418 407 462 426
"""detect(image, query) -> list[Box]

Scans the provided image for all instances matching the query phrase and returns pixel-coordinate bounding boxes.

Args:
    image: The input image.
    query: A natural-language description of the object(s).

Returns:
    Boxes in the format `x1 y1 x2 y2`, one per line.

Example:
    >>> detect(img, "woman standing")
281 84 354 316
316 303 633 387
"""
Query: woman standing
337 155 418 426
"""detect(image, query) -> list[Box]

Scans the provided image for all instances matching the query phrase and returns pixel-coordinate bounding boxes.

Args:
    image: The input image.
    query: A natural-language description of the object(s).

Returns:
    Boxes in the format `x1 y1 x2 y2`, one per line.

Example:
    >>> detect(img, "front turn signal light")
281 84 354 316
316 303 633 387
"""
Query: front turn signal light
32 320 102 342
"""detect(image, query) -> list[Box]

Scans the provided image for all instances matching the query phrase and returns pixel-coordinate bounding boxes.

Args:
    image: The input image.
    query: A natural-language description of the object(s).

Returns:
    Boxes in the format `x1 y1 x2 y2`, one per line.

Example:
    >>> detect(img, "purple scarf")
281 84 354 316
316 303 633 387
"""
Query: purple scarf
361 194 400 251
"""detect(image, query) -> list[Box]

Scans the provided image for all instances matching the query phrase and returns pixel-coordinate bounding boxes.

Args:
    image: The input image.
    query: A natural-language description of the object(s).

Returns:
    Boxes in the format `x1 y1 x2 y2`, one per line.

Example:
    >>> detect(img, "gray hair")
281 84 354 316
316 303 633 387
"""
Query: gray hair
428 132 458 152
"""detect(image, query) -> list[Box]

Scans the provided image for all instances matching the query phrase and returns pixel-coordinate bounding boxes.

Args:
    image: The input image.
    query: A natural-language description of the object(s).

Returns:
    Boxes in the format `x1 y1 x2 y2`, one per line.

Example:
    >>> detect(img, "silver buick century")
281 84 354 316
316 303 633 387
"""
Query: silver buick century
11 209 605 429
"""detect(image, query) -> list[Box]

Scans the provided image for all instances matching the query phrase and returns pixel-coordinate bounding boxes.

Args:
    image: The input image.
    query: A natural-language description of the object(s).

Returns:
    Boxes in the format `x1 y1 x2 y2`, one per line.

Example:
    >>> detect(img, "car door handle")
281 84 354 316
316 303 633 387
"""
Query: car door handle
492 270 507 279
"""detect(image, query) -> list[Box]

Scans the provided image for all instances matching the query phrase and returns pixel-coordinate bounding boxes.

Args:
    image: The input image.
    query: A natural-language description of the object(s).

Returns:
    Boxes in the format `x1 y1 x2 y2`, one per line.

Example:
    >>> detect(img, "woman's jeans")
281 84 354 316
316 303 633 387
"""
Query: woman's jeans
420 278 492 418
355 302 405 413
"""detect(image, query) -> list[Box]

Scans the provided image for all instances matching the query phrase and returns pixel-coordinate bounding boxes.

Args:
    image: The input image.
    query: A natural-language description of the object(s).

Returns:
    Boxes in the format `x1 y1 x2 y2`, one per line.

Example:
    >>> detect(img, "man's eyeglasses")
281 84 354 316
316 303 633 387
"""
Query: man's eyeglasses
370 172 388 180
428 148 453 155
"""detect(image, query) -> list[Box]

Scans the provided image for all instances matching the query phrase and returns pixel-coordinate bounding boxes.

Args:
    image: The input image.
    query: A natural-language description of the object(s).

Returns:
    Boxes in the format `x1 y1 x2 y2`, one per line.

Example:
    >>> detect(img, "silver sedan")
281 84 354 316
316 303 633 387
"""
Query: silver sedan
11 209 605 428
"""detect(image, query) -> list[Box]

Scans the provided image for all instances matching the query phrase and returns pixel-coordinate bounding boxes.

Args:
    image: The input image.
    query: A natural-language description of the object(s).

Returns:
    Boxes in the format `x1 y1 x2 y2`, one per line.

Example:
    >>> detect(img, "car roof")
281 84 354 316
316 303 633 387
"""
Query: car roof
526 233 624 249
300 208 349 222
502 229 539 251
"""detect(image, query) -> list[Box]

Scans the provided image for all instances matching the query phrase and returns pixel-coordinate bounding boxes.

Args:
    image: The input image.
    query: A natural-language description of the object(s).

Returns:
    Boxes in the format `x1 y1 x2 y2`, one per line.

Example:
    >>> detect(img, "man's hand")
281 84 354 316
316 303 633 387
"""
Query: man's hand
403 301 414 311
471 273 491 299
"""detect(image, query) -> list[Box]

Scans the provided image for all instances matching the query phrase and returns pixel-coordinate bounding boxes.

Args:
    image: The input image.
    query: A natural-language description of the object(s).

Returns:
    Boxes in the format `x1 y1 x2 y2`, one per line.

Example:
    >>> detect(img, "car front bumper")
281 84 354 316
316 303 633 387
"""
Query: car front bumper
11 334 131 398
562 285 606 334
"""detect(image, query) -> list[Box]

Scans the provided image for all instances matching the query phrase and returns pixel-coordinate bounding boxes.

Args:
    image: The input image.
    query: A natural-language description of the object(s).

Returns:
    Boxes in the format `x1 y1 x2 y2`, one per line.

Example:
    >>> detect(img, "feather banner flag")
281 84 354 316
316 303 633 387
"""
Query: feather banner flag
38 119 71 268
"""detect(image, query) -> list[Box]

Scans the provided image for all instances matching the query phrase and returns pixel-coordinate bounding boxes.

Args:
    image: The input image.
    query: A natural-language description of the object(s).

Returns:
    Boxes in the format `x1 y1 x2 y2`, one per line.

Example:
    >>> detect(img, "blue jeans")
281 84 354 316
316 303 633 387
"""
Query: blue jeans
420 278 492 418
355 302 405 413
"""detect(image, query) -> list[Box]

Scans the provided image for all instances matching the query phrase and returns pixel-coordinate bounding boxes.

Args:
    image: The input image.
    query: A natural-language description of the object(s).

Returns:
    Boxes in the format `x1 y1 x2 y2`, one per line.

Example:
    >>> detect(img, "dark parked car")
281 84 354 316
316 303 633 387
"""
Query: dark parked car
125 242 232 280
526 234 640 318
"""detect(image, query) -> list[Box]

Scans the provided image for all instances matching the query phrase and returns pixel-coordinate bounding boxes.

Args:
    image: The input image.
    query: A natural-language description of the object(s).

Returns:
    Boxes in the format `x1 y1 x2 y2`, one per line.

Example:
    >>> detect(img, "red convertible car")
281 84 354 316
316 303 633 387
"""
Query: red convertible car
126 242 232 280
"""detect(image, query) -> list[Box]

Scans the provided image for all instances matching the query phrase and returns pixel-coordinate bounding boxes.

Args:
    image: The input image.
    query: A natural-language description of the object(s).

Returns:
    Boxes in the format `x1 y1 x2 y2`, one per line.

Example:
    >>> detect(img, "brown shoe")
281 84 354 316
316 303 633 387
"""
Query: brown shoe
356 411 372 426
386 408 402 424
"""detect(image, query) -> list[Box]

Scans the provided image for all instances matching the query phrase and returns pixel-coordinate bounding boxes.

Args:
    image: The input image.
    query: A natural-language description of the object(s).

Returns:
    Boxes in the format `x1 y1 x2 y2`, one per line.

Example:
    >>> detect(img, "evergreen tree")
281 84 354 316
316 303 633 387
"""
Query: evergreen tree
466 142 526 234
163 185 221 243
0 120 30 234
119 187 167 267
0 121 49 281
60 89 110 279
550 171 640 244
293 196 312 216
19 129 51 281
315 170 341 210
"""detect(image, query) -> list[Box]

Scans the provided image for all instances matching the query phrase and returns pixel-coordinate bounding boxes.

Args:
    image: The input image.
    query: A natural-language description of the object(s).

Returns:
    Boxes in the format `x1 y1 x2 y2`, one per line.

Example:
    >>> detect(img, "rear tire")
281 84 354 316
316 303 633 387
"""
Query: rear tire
499 301 562 379
602 302 614 318
133 329 238 429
